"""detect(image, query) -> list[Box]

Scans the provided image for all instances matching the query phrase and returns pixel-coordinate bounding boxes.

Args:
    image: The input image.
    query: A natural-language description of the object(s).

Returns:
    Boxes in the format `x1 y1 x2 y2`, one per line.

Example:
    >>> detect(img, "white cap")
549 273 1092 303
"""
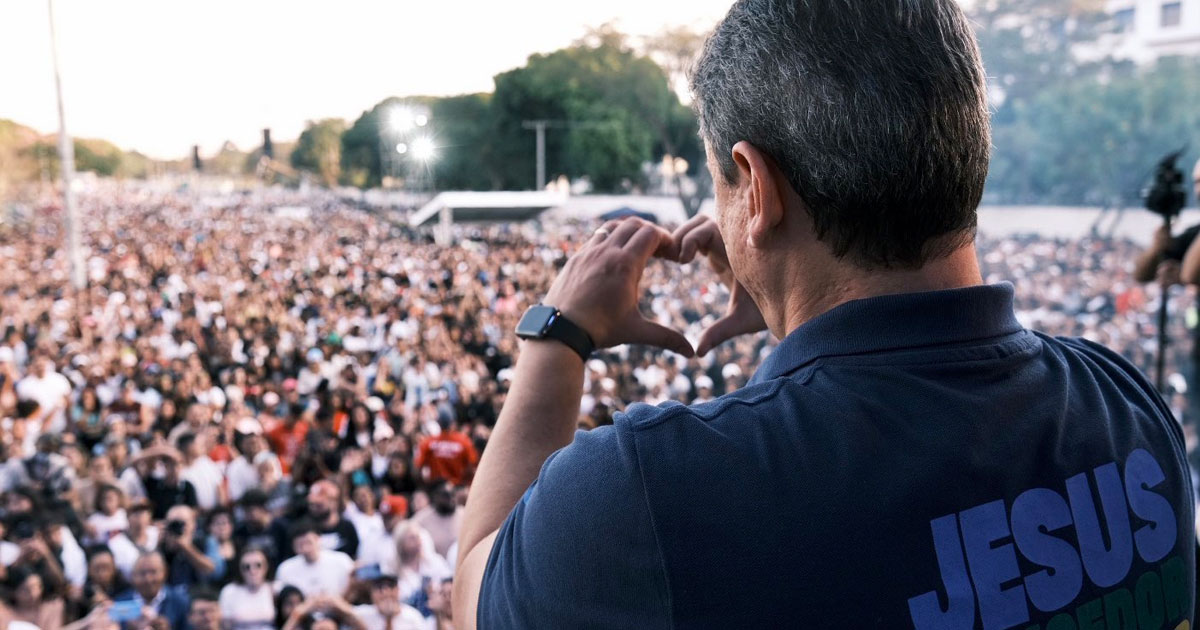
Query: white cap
721 364 743 380
694 375 714 390
365 396 385 413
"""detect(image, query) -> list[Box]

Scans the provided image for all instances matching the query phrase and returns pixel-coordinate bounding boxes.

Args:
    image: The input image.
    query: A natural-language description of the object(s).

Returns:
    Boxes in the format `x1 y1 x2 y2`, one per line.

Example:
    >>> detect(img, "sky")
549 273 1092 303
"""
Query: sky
0 0 735 160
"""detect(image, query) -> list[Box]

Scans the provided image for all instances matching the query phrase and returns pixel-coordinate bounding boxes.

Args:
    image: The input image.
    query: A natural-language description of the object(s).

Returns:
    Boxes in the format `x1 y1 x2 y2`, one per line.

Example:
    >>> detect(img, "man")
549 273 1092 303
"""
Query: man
14 355 71 435
159 505 218 587
136 445 199 520
226 426 268 502
275 520 354 597
453 1 1196 628
1136 158 1200 416
177 432 226 512
307 479 360 558
232 489 284 567
414 417 478 486
352 573 426 630
109 500 159 578
116 552 189 630
409 481 461 559
266 402 309 475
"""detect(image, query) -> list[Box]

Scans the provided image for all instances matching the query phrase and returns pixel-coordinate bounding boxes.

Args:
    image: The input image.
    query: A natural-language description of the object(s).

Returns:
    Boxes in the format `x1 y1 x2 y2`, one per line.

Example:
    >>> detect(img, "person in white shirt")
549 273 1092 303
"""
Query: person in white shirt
178 431 226 511
344 485 392 568
218 547 275 630
386 522 450 603
108 500 160 578
226 428 268 503
352 574 426 630
84 484 128 544
274 521 354 598
14 356 71 435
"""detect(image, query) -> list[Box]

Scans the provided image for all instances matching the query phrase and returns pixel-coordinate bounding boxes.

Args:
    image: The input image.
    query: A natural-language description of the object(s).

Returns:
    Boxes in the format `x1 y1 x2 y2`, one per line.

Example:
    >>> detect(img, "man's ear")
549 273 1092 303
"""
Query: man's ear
730 141 785 249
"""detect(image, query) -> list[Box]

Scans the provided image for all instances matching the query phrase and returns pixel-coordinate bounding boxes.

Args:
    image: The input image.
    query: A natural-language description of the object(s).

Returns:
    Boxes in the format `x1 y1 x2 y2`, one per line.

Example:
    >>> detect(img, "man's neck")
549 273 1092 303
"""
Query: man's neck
778 245 983 338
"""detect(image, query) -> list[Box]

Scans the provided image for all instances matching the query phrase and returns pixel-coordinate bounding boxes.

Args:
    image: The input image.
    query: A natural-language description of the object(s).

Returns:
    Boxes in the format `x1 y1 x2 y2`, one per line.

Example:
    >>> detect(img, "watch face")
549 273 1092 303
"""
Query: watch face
516 305 558 338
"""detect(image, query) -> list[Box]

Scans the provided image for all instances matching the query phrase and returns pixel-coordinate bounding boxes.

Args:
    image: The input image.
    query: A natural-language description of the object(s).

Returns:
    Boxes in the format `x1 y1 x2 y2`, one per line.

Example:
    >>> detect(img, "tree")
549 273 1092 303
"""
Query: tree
489 28 686 194
292 119 346 187
642 25 711 217
429 94 498 190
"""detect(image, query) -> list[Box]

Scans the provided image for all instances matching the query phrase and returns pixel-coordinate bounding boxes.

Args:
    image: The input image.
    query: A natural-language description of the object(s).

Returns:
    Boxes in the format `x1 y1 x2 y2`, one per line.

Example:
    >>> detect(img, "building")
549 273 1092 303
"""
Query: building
1104 0 1200 62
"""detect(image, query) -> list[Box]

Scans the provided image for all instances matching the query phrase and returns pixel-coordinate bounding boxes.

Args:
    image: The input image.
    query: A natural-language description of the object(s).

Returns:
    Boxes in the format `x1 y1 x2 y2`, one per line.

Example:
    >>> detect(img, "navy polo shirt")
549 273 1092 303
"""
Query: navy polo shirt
479 284 1195 629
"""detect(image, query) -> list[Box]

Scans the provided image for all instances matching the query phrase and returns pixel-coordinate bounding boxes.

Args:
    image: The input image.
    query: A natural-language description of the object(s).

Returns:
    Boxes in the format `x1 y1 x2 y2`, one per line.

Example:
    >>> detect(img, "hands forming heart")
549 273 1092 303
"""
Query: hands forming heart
541 214 767 358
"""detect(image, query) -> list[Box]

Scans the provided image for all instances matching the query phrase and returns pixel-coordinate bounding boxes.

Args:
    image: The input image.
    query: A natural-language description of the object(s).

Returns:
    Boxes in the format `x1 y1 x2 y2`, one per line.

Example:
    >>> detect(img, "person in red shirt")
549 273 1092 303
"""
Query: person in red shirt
266 403 310 474
415 418 479 486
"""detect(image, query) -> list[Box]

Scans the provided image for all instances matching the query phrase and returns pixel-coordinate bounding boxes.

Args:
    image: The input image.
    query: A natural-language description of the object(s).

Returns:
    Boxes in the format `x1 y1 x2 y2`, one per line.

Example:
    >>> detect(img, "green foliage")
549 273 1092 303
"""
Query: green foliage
987 58 1200 205
292 119 347 187
340 101 391 188
488 35 676 192
23 138 150 179
970 0 1198 205
429 93 497 190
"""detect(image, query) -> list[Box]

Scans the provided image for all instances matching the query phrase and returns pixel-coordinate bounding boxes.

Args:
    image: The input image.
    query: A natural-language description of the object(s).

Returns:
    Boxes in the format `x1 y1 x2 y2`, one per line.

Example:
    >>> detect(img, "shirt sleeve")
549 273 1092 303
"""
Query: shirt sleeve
1164 224 1200 261
477 420 671 630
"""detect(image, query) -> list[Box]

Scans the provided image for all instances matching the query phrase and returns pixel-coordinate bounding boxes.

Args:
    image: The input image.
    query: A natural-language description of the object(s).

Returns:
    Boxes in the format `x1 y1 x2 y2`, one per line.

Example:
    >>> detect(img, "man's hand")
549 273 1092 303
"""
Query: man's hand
1152 225 1172 254
673 214 768 356
542 218 694 357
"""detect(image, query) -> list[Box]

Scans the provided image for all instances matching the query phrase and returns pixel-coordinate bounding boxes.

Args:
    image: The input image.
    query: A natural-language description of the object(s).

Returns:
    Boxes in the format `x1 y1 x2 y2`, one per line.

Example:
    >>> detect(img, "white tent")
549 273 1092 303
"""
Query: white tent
408 191 569 228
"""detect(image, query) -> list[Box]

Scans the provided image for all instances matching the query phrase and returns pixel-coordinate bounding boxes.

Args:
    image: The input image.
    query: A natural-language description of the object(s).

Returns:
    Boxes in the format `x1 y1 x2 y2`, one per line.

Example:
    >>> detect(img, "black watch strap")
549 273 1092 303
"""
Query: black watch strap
544 310 595 361
516 306 595 361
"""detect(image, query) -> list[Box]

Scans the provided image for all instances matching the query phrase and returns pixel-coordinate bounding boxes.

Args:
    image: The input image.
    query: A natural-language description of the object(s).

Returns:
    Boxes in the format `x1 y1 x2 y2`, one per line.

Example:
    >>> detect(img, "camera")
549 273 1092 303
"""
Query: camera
166 519 186 537
1144 148 1188 219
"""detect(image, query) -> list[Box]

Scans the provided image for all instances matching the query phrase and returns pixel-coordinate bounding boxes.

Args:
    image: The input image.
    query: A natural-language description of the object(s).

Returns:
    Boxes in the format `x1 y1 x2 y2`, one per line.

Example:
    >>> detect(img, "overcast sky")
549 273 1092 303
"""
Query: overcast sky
0 1 735 160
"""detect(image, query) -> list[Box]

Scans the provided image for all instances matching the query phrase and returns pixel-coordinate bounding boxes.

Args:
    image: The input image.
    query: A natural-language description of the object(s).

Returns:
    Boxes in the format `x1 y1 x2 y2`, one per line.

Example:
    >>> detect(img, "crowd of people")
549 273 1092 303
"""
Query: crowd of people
0 182 1194 629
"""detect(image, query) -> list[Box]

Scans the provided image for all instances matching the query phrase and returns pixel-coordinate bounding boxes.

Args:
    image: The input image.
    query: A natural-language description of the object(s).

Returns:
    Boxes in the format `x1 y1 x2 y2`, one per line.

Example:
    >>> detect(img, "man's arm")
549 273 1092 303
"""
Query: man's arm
453 219 692 629
1134 226 1172 283
1180 228 1200 285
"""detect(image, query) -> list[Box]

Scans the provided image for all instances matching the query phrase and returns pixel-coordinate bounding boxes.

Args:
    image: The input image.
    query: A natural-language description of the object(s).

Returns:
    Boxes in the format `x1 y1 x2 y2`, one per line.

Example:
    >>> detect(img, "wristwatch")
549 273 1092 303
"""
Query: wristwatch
515 305 595 361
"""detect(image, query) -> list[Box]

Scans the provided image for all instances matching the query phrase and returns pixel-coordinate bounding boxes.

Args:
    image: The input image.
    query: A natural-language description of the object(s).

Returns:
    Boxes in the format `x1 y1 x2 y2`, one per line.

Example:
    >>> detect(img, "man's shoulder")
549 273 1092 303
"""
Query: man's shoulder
614 379 790 434
322 549 354 567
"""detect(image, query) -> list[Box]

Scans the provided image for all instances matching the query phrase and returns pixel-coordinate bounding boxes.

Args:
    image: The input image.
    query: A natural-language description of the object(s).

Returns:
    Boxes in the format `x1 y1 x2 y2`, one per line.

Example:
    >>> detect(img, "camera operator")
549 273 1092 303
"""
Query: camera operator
158 505 219 588
1135 159 1200 403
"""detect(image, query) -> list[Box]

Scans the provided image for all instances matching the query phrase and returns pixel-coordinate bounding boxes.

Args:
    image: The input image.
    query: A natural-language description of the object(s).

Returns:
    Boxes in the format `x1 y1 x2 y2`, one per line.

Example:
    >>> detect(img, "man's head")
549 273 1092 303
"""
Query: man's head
127 499 152 533
307 479 341 522
131 552 166 601
187 587 221 630
289 520 322 563
239 489 272 528
691 0 989 326
430 481 456 516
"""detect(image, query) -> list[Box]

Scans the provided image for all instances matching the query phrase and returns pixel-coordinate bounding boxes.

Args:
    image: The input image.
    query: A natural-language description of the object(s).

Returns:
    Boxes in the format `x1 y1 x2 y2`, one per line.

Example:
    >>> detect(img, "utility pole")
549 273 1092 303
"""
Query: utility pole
48 0 85 291
522 120 549 190
522 120 618 191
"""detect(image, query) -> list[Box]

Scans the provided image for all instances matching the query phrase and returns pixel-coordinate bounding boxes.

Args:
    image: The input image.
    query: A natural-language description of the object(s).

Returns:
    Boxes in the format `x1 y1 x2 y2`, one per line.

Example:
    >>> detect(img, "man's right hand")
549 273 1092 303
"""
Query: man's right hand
672 214 768 357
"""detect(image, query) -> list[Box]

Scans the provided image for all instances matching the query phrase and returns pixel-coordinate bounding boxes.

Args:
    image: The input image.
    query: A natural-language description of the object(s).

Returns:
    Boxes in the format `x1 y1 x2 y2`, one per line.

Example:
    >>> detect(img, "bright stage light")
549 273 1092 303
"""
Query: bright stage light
411 137 436 161
396 143 408 154
389 108 415 132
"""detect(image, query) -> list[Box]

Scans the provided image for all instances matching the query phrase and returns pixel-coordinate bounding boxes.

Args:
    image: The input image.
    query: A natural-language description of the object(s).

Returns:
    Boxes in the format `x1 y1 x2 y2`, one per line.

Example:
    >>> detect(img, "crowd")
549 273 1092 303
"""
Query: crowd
0 182 1194 629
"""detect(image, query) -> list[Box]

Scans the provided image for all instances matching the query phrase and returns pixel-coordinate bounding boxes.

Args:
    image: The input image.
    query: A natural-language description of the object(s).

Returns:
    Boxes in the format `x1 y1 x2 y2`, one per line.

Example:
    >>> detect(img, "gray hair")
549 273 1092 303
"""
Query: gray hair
691 0 991 269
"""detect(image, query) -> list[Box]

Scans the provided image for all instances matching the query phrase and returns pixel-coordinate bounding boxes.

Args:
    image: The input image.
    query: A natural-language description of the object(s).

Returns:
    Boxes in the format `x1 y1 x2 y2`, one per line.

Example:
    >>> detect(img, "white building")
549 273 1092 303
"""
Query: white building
1103 0 1200 62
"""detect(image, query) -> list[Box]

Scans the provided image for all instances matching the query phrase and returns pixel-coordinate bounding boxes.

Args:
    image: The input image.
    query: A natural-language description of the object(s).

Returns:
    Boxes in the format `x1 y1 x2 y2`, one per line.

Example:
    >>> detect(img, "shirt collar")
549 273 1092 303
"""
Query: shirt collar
749 283 1023 385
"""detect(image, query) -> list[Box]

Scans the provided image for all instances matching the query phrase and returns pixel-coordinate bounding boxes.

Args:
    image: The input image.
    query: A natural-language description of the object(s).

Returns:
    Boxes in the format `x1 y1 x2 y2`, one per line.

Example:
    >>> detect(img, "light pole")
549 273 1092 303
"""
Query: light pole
47 0 85 291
